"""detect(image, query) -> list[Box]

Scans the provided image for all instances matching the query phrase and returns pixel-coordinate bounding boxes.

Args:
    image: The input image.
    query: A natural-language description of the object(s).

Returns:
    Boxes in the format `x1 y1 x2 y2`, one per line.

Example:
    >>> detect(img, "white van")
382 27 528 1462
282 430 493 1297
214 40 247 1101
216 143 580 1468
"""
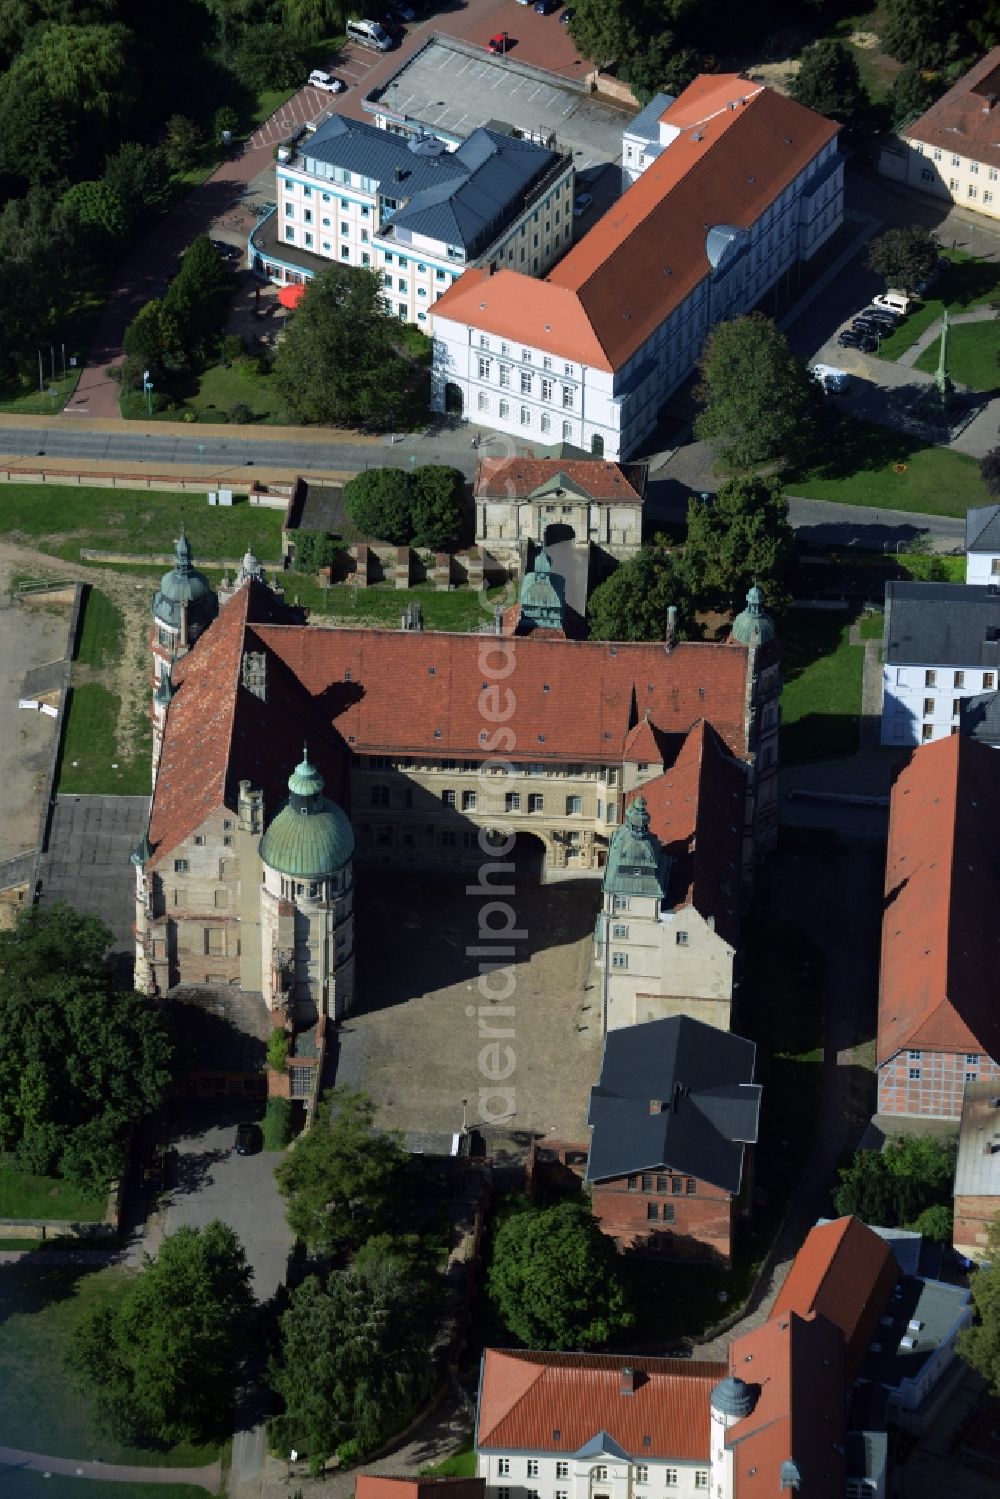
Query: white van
346 18 393 49
871 290 912 315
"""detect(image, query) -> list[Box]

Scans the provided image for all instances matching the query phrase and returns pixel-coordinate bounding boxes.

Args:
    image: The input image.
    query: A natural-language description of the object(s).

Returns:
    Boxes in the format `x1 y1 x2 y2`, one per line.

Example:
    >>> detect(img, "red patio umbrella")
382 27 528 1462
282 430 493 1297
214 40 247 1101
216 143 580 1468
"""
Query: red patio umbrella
278 282 306 310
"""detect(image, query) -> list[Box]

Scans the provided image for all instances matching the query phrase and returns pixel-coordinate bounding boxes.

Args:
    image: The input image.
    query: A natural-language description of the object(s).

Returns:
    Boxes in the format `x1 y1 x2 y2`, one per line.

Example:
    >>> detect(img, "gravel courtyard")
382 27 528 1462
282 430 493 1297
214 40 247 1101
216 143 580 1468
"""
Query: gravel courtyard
342 873 604 1146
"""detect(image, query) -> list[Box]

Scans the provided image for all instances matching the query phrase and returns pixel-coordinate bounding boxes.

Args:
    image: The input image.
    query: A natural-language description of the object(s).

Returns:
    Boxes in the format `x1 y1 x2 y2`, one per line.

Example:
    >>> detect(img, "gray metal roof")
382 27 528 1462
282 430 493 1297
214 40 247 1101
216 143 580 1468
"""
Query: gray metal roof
966 503 1000 552
857 1276 970 1396
884 580 1000 666
624 92 675 145
585 1016 760 1194
299 115 559 255
959 688 1000 743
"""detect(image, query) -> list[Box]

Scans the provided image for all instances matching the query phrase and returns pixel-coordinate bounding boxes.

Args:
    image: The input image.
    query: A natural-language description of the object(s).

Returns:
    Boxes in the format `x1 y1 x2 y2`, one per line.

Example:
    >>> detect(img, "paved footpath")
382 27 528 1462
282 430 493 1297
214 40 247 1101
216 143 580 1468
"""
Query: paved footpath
895 304 998 368
0 1444 221 1492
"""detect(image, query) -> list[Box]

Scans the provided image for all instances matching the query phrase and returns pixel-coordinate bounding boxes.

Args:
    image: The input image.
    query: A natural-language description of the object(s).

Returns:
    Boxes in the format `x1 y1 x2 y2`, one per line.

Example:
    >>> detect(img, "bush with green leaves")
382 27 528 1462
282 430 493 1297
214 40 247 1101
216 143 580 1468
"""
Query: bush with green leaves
294 530 340 573
263 1096 293 1150
833 1135 956 1230
267 1029 290 1073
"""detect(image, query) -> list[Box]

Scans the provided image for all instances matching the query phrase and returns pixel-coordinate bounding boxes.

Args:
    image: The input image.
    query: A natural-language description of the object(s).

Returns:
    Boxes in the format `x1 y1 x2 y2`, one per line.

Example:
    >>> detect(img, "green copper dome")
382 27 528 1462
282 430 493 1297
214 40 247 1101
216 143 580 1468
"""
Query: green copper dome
519 550 565 630
151 527 218 634
258 750 355 878
603 795 671 899
731 584 775 649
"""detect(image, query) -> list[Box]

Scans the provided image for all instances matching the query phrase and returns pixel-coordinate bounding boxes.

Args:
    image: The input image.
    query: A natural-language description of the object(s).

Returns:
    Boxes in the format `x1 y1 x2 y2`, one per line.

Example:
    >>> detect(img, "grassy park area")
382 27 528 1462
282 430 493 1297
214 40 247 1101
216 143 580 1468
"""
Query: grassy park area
0 1263 218 1466
914 320 1000 391
780 613 863 765
875 252 1000 361
789 416 991 518
58 684 151 796
0 1159 106 1221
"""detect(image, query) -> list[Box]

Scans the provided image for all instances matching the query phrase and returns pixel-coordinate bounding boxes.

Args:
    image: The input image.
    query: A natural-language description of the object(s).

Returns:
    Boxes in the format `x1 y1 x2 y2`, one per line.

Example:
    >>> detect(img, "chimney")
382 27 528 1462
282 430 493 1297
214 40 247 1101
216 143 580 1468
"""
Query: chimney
649 1098 663 1115
664 605 677 653
483 264 494 281
619 1367 636 1396
983 93 996 113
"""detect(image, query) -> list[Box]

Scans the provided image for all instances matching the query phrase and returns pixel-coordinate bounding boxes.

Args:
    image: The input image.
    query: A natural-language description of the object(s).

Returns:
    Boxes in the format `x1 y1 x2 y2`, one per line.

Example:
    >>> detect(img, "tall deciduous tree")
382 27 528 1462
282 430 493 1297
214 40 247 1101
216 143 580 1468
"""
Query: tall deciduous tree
269 1249 436 1470
487 1200 634 1349
411 465 466 551
694 314 819 471
69 1221 254 1443
588 545 692 643
880 0 968 70
865 226 939 293
958 1216 1000 1393
274 266 410 428
684 476 794 613
789 40 869 128
343 468 414 544
889 65 945 130
274 1088 405 1253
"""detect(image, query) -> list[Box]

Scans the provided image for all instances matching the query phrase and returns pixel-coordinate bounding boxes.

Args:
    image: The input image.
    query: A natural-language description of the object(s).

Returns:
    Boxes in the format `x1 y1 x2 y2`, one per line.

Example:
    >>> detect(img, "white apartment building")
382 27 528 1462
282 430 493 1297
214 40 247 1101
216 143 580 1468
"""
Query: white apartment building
430 73 842 459
881 580 1000 746
250 115 573 328
966 503 1000 583
879 49 1000 221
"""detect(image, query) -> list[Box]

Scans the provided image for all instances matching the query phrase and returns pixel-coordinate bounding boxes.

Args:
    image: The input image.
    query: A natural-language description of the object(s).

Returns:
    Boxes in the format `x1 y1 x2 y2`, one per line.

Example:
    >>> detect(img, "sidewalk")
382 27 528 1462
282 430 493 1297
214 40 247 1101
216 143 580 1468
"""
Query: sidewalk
0 1444 220 1492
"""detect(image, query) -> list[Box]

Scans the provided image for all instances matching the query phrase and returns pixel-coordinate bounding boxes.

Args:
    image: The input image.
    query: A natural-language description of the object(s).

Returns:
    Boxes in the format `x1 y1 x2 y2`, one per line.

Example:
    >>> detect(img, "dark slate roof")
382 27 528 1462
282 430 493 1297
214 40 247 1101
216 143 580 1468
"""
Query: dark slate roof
959 688 1000 743
299 116 559 255
585 1016 760 1194
884 581 1000 667
966 503 1000 552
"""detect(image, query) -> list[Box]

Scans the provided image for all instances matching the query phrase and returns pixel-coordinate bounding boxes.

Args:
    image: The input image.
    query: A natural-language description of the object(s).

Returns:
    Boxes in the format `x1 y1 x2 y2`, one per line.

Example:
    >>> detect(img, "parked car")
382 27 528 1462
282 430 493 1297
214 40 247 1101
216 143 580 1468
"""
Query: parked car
863 307 901 326
872 289 912 314
838 329 877 352
488 31 512 52
573 190 593 217
308 69 346 92
560 6 573 20
235 1122 260 1156
535 0 560 12
210 238 238 260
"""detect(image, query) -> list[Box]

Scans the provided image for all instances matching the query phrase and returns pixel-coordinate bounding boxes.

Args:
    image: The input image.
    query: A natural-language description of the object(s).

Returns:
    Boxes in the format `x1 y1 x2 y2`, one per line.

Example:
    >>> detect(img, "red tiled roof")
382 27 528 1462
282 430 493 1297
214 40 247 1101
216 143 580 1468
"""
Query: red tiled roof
476 1349 725 1461
621 717 667 765
727 1312 845 1499
356 1481 483 1499
433 80 838 371
769 1217 898 1384
903 47 1000 170
148 585 347 869
252 626 751 765
475 458 647 505
627 720 744 947
878 735 1000 1063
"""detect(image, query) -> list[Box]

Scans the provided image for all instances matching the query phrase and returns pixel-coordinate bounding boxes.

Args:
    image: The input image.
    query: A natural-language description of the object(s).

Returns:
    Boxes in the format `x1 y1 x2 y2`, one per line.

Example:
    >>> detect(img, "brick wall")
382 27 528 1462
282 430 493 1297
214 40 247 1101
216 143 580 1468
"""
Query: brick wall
591 1171 735 1264
878 1049 1000 1120
954 1192 1000 1261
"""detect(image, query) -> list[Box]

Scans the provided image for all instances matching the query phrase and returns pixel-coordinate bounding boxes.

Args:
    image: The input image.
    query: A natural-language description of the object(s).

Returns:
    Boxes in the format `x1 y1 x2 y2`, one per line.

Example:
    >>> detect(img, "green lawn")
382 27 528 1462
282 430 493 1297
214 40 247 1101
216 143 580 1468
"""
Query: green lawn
0 1263 218 1466
780 613 863 765
0 371 81 415
421 1446 477 1478
186 362 286 424
0 1159 105 1222
828 12 902 103
914 319 1000 391
789 416 991 518
875 252 1000 361
311 581 510 631
76 587 124 670
0 1482 211 1499
0 485 285 564
57 685 151 796
859 611 884 640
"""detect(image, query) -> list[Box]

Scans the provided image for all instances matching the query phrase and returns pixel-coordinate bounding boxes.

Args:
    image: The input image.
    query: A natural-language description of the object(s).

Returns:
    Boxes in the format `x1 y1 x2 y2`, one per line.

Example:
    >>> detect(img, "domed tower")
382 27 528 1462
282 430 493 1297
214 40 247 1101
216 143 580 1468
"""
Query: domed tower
150 526 218 685
518 549 566 633
730 583 781 868
258 750 356 1024
709 1376 757 1499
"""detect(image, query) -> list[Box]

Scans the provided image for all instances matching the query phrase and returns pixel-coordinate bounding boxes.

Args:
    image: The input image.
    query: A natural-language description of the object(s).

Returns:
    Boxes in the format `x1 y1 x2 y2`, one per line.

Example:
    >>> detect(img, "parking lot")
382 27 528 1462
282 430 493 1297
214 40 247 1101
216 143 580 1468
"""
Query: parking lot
161 1099 293 1302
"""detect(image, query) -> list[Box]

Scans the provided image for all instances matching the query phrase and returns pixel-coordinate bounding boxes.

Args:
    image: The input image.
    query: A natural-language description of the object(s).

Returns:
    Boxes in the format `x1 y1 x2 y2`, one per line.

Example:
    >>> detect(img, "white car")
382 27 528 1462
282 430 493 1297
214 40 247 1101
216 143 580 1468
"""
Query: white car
308 70 346 93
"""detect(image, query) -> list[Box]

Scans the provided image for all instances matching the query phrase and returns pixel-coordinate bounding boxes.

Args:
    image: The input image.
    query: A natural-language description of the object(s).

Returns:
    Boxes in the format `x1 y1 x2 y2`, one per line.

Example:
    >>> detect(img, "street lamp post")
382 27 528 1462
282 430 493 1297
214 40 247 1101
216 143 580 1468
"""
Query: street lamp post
143 369 153 419
197 442 207 482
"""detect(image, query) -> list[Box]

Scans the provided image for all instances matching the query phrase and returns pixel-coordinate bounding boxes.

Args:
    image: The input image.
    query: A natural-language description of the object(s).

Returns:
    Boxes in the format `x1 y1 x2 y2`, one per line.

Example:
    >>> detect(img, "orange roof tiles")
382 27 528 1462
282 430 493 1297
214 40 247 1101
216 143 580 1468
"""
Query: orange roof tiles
252 626 751 766
628 720 744 947
474 457 647 505
878 735 1000 1064
770 1217 898 1384
727 1312 845 1499
903 47 1000 171
476 1349 725 1461
433 78 838 372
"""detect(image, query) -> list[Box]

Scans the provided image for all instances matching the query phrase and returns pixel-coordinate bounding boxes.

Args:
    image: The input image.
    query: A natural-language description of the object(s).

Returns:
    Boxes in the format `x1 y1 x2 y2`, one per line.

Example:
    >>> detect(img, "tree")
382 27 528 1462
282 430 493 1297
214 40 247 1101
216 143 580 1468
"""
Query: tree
488 1200 634 1349
694 314 819 471
69 1221 254 1443
832 1150 899 1224
269 1249 437 1471
60 178 127 243
103 142 171 236
164 234 233 358
683 476 795 613
274 1087 406 1253
294 531 338 572
906 1203 953 1243
789 40 870 128
122 300 188 376
958 1216 1000 1394
234 23 310 92
163 113 202 171
866 226 939 294
0 903 173 1190
982 446 1000 496
26 23 139 121
283 0 348 41
880 0 968 70
411 465 466 551
588 546 692 642
274 266 411 427
343 468 415 544
834 1136 957 1227
890 65 946 130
